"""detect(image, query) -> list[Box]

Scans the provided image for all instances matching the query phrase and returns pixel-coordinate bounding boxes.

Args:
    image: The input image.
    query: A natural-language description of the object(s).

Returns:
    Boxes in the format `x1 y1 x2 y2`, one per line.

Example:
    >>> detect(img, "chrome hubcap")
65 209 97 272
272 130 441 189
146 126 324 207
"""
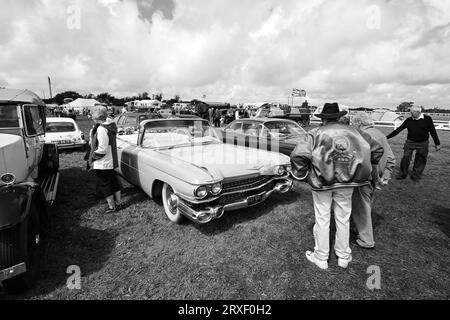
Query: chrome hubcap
166 187 178 214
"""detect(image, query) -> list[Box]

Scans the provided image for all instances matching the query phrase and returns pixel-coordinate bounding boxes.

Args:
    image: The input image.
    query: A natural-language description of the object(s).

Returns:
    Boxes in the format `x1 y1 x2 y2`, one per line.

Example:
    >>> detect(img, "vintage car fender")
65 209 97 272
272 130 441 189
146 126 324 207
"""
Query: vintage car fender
0 182 43 231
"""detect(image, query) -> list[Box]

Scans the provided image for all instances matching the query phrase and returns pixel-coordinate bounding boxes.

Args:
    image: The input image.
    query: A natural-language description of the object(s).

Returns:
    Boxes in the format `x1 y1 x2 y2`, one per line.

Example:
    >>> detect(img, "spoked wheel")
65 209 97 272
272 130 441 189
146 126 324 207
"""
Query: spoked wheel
161 183 185 224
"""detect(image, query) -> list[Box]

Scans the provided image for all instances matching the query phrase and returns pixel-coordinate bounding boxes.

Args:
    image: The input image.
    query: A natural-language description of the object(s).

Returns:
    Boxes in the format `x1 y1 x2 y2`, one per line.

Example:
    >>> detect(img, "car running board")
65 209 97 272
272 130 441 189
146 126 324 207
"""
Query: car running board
40 172 60 206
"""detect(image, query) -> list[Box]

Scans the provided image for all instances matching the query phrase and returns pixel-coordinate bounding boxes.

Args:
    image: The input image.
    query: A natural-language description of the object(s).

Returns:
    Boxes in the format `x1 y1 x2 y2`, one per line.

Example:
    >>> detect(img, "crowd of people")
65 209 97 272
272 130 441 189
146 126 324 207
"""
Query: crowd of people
48 106 78 120
290 103 441 269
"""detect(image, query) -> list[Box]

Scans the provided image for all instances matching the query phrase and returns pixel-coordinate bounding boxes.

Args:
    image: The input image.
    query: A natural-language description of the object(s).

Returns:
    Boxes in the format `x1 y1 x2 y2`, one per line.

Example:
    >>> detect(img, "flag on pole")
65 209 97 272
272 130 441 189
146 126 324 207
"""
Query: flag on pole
48 76 53 99
292 89 306 97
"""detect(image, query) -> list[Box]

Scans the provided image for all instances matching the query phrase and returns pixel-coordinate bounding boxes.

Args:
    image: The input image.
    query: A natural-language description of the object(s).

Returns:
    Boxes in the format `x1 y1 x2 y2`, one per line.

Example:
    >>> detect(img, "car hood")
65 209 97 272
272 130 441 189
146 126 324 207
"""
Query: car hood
156 143 290 180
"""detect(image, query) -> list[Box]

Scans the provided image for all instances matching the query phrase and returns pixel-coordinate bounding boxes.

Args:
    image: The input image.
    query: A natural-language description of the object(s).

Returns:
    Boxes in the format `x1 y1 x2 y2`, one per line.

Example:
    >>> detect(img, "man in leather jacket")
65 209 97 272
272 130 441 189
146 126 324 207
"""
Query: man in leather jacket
290 103 384 270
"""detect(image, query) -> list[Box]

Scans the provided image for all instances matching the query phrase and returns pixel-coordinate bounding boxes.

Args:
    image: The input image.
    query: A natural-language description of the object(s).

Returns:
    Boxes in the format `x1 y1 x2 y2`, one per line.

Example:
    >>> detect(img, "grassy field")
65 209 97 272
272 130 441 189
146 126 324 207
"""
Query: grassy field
1 116 449 300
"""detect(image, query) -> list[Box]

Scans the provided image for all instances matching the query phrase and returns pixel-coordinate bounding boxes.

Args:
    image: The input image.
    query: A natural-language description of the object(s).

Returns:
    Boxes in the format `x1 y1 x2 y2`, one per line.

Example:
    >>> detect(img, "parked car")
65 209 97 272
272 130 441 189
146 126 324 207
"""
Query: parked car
253 105 311 126
0 89 59 293
44 117 87 150
115 118 293 224
219 118 308 156
114 112 161 135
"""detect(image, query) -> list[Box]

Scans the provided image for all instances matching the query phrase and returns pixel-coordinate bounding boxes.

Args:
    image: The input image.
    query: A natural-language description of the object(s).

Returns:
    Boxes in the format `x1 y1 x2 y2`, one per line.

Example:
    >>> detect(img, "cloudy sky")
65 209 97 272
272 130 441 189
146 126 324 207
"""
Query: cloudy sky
1 0 450 108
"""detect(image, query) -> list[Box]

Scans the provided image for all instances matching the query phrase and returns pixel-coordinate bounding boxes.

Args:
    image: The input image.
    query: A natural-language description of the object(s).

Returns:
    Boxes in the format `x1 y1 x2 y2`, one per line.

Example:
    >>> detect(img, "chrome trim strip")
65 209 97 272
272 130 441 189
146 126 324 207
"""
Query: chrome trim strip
0 262 27 282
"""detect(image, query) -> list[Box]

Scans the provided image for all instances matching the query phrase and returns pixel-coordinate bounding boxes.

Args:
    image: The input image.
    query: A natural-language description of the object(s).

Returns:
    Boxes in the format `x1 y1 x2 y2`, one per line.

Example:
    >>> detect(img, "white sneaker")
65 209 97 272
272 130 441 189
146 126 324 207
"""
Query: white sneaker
305 251 328 270
337 255 352 268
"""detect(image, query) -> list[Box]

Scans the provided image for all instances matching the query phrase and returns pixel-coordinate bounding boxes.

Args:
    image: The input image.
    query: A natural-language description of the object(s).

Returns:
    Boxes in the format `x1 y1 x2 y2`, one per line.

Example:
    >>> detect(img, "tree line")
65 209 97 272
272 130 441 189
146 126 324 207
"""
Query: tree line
396 102 450 114
44 91 183 106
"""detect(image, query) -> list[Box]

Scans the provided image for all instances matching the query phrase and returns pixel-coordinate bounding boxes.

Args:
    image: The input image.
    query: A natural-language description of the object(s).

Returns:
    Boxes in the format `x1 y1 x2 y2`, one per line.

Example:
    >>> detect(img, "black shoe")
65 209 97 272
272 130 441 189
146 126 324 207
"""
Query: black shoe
396 174 407 180
106 206 116 214
410 175 421 182
116 203 124 211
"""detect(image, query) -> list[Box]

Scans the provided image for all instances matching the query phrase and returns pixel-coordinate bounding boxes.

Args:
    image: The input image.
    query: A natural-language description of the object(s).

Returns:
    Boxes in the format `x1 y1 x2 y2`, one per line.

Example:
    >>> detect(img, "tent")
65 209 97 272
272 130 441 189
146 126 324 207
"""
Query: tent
64 98 102 113
368 109 405 128
348 109 405 128
369 109 404 122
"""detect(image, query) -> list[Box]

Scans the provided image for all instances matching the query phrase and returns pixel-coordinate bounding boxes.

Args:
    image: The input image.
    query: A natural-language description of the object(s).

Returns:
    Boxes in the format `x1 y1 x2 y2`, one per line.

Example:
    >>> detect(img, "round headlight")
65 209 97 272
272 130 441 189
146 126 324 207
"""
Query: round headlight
195 186 208 199
211 182 223 195
1 173 16 186
277 166 287 176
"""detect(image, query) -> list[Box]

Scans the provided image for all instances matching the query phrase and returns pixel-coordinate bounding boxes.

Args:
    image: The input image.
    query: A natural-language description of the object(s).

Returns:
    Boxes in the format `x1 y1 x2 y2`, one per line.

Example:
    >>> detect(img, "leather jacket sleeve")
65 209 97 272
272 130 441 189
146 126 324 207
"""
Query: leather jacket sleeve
359 130 384 165
290 133 314 181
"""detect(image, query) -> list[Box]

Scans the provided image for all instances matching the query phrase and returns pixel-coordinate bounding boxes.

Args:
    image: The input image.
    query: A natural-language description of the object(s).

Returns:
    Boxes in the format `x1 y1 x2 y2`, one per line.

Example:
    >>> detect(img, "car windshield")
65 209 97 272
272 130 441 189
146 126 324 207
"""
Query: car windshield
0 105 19 128
142 119 221 149
264 121 306 138
46 122 76 132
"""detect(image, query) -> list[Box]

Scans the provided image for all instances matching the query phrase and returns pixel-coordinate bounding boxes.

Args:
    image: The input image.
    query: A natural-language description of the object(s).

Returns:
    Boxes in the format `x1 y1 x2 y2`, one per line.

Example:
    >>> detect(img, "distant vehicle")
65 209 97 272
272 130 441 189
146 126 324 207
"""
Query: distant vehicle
253 104 311 126
115 119 293 224
220 118 308 156
125 100 163 113
158 108 174 119
114 112 162 135
44 117 87 150
0 89 59 293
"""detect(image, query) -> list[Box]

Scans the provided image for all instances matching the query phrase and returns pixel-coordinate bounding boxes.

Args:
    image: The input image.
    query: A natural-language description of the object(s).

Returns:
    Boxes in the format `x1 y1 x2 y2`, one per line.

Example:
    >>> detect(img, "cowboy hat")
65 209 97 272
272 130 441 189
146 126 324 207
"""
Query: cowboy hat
315 102 347 119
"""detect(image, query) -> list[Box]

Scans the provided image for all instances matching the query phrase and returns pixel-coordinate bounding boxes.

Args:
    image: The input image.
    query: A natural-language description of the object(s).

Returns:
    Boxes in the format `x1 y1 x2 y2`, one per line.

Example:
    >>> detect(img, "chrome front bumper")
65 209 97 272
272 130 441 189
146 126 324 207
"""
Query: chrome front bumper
177 178 293 224
0 263 26 282
56 142 87 150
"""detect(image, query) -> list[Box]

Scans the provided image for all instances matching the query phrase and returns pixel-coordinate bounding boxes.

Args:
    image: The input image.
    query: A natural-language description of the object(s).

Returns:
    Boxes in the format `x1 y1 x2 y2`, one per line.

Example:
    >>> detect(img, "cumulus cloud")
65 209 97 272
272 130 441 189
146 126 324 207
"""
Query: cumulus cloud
0 0 449 107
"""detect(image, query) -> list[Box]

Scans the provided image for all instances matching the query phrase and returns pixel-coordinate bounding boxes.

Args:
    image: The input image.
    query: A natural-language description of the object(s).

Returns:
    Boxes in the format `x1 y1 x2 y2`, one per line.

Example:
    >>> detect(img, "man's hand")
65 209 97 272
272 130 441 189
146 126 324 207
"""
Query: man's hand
435 145 442 151
374 178 389 190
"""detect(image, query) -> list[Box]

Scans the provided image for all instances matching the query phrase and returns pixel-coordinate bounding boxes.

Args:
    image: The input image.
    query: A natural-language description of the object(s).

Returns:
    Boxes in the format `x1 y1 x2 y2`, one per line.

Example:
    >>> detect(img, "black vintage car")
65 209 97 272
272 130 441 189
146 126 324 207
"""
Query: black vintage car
218 118 308 156
114 112 162 135
0 89 59 293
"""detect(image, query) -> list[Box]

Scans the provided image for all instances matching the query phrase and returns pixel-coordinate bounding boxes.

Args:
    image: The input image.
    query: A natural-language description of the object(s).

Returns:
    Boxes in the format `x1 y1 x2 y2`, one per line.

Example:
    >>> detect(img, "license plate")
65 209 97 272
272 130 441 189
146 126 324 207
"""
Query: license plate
247 193 265 206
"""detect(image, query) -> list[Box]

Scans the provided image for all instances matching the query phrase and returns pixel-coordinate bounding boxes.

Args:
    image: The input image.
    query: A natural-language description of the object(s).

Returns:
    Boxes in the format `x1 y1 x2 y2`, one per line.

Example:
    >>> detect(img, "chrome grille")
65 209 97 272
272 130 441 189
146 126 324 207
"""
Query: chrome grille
222 176 272 194
217 181 275 205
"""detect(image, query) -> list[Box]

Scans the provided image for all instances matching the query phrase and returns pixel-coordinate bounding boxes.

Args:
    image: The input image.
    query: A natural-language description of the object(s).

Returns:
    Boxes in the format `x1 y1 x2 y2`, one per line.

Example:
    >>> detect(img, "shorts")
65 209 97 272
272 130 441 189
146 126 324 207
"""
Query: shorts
95 169 122 198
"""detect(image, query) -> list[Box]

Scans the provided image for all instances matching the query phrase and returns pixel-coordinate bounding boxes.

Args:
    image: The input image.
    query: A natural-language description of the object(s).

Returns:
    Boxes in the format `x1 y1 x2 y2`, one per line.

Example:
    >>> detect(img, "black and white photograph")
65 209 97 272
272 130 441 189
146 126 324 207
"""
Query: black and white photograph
0 0 449 306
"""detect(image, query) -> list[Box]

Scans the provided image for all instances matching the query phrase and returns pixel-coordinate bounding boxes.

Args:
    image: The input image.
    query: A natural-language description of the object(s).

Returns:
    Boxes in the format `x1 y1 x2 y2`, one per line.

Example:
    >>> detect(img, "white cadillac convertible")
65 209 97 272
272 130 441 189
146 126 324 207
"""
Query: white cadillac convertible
116 118 293 224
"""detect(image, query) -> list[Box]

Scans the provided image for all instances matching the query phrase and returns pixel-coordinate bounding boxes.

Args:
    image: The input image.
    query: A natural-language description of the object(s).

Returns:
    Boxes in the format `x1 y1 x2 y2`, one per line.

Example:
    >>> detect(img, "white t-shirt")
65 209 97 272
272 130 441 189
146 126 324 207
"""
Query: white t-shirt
92 124 114 170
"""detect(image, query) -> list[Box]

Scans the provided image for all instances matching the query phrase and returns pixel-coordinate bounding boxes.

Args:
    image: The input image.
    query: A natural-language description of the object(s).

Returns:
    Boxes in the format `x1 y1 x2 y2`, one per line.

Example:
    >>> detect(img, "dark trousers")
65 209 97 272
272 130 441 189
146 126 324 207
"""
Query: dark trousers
400 140 429 178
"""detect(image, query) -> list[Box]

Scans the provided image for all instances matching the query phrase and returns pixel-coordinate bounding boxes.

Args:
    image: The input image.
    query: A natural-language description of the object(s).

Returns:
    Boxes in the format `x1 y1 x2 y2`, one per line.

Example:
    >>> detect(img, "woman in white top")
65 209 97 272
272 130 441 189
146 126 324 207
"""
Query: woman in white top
88 106 122 213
